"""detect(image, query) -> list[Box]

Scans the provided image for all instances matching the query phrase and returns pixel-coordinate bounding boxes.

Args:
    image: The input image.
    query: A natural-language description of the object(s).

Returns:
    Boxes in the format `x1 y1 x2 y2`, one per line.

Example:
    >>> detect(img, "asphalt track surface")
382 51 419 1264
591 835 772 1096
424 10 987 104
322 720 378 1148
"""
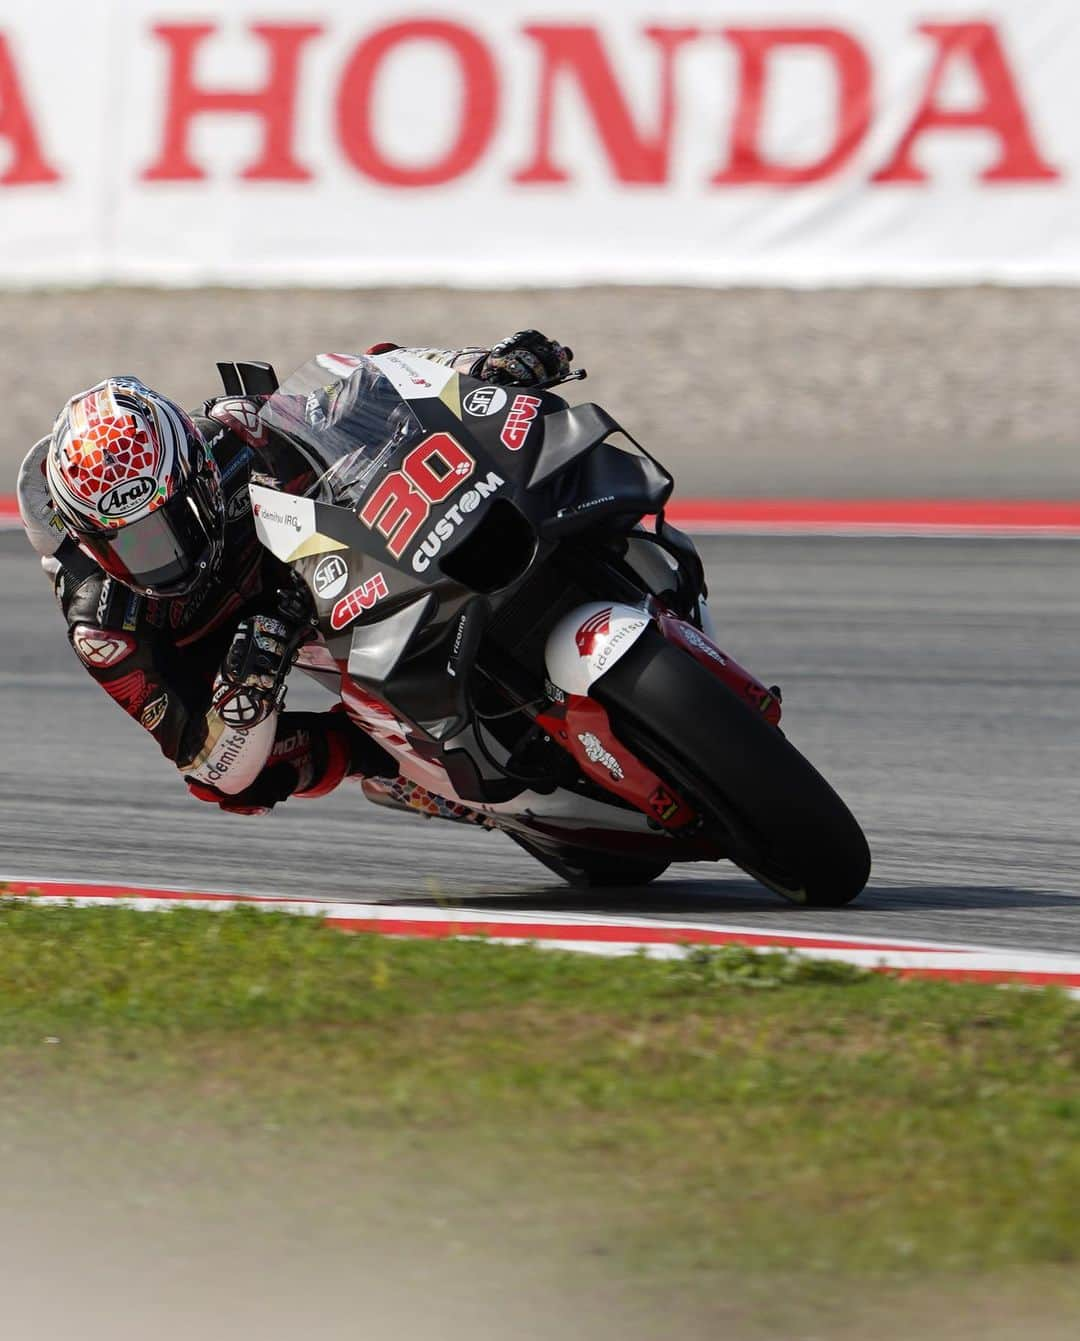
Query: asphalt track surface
3 529 1078 954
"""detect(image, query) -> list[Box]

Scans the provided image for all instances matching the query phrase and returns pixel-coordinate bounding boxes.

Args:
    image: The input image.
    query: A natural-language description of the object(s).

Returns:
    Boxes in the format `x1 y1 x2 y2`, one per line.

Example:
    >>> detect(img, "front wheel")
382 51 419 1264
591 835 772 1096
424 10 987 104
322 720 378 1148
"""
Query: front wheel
593 629 871 906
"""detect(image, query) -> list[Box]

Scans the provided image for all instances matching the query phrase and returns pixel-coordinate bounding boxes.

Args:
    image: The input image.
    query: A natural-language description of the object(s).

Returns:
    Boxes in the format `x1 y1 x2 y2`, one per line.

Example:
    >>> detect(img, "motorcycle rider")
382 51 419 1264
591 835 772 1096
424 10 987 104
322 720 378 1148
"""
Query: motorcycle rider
16 331 572 816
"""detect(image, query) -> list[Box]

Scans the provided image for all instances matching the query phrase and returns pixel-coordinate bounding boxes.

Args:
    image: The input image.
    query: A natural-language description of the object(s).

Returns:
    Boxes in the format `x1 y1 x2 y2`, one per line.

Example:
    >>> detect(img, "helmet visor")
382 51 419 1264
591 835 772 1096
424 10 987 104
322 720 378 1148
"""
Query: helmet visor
79 493 213 597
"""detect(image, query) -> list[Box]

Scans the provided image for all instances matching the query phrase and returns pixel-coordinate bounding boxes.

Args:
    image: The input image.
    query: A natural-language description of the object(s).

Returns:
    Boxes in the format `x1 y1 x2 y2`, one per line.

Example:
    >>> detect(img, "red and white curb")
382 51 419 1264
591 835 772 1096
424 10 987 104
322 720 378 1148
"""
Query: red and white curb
5 495 1080 539
4 879 1080 995
663 499 1080 538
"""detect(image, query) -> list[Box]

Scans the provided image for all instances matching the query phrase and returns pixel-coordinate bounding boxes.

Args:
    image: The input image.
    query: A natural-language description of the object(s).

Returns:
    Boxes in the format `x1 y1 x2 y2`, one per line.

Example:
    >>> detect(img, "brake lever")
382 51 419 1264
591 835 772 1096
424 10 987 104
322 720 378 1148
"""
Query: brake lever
531 367 588 393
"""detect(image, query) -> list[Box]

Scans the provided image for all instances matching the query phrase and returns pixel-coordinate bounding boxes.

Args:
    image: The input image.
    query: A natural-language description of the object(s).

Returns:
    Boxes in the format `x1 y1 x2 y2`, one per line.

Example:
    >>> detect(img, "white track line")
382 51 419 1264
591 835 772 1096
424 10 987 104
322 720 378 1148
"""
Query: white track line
4 877 1080 995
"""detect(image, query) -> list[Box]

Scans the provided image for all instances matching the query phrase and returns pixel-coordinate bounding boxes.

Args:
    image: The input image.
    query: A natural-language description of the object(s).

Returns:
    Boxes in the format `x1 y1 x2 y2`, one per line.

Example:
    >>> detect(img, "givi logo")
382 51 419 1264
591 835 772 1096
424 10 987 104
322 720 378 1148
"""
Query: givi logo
330 572 389 631
575 608 611 658
501 394 542 451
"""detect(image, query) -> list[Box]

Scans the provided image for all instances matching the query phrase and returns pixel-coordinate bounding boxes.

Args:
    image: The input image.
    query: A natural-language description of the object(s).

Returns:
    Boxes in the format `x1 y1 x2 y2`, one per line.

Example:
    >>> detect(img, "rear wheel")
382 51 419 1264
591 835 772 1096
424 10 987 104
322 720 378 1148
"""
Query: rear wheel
593 629 871 906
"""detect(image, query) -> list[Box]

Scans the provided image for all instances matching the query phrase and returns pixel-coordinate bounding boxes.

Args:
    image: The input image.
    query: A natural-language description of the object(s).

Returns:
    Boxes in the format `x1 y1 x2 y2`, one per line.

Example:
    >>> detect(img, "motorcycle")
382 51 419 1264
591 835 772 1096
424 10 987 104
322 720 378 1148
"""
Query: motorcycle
231 350 871 905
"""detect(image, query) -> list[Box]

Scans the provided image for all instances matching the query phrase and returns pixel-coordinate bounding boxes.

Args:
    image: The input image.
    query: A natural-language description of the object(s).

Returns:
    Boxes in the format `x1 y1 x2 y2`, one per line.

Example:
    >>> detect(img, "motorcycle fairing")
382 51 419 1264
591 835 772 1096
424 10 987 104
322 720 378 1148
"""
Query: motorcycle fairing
238 354 869 904
254 353 682 755
250 351 730 853
258 354 670 584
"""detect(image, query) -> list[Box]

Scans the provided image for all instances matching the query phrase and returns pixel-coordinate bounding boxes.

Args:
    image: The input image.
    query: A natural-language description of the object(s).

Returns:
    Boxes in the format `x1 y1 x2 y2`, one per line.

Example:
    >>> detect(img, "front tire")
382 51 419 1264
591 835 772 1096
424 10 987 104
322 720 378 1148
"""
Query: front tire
593 629 871 906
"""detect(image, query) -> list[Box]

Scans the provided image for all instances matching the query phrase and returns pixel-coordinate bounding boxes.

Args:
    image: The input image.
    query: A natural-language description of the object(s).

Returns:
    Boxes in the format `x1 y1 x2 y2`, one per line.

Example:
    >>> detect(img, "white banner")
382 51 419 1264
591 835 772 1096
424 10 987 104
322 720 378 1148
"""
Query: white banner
1 1 1078 285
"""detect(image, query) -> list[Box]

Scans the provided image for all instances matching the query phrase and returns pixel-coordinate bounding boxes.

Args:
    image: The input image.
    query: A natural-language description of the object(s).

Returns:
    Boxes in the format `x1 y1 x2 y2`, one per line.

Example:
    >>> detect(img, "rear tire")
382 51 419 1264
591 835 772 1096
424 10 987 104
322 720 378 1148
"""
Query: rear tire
594 629 871 906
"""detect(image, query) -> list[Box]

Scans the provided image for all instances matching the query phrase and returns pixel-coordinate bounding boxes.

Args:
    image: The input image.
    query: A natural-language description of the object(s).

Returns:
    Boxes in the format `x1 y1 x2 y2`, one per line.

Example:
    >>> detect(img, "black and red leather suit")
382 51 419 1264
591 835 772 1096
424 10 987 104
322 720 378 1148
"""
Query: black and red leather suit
19 339 562 815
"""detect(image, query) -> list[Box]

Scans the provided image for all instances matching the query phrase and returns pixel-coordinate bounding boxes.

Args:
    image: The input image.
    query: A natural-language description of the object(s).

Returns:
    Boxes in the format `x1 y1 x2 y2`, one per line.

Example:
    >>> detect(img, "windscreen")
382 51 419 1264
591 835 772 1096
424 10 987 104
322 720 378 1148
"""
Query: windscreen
260 354 426 507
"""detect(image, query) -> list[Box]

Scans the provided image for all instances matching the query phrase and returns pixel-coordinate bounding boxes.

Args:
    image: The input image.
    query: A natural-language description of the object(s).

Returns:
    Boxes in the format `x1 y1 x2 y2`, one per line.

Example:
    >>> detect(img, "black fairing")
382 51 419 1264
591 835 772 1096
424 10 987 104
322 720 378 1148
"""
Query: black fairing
252 354 692 803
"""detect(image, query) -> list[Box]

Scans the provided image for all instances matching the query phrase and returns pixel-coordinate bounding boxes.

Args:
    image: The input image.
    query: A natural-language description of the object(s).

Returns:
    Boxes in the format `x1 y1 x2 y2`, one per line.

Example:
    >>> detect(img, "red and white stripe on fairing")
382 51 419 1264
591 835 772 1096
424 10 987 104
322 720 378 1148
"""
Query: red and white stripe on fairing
4 878 1080 995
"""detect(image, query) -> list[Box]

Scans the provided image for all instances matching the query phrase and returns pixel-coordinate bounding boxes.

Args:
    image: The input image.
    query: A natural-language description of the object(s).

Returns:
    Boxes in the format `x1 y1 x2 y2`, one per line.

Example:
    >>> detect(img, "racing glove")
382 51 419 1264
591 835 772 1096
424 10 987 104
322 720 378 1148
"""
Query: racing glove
478 330 573 387
210 585 314 730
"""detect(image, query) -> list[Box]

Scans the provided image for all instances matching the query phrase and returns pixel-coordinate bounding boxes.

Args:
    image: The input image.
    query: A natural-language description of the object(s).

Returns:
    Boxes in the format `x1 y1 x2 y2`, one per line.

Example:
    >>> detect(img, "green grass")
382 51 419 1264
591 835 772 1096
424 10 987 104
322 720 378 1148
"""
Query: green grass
2 898 1079 1333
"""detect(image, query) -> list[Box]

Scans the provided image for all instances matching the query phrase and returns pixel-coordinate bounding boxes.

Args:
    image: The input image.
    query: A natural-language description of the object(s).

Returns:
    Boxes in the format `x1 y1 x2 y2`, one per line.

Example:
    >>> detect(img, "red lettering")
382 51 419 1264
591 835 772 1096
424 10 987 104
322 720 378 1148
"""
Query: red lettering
501 395 542 451
360 474 429 558
360 433 478 557
402 434 474 503
713 27 871 185
0 33 60 185
330 574 390 632
873 23 1058 183
142 22 322 182
515 25 699 185
337 21 496 187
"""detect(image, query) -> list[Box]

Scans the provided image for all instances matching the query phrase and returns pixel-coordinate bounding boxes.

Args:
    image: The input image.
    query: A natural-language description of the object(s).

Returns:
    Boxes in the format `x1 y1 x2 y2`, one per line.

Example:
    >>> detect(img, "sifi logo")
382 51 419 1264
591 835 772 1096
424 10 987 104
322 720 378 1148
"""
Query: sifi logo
463 386 508 418
575 608 611 658
501 394 542 451
99 476 156 518
312 553 349 600
330 572 389 631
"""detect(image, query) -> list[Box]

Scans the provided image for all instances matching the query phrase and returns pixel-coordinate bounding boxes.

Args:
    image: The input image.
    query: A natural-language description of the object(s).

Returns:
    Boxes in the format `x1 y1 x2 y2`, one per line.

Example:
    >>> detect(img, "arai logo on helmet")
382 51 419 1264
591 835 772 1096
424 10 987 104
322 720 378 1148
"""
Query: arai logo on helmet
98 476 157 519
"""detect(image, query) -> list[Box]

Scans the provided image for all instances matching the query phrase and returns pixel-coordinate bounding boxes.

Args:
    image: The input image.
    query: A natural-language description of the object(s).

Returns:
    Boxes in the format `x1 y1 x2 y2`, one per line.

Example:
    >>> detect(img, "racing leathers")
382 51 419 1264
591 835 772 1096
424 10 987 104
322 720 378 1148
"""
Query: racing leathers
18 336 571 815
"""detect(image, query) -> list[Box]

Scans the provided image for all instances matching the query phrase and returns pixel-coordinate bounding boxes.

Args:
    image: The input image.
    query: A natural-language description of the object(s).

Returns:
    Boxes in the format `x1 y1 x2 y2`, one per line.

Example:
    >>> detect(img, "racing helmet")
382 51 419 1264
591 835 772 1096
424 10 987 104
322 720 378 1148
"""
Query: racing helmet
46 377 224 598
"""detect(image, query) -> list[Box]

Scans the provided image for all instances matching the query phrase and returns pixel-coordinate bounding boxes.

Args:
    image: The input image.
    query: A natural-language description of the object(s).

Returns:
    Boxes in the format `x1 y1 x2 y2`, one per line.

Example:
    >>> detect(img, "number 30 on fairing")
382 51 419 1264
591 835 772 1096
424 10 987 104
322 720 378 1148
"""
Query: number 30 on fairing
359 433 474 559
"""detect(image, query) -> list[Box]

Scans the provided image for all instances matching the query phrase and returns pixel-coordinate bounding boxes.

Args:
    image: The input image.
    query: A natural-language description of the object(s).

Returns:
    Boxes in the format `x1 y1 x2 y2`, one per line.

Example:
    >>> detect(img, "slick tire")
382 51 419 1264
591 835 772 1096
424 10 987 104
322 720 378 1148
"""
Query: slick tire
593 628 871 907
